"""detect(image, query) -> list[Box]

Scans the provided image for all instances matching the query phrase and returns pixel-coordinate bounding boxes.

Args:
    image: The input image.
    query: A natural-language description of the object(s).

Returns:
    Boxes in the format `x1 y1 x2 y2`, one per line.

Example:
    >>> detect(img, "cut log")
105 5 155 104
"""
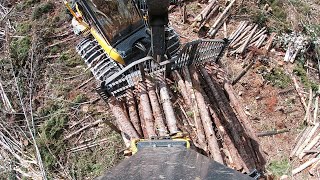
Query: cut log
299 127 320 159
126 89 143 137
172 70 192 108
192 0 217 26
183 66 208 151
229 21 248 43
231 52 254 85
199 66 257 169
224 81 266 168
292 76 307 111
207 0 236 37
198 5 219 31
157 76 179 134
229 25 253 48
257 129 289 137
292 157 320 175
138 82 157 138
290 126 312 158
264 32 277 52
190 65 223 164
239 24 258 54
108 97 139 139
146 79 168 136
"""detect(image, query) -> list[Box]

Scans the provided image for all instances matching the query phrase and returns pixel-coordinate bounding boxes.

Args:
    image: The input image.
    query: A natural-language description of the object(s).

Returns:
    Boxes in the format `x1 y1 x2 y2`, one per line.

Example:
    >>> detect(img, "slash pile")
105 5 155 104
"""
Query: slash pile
107 63 266 172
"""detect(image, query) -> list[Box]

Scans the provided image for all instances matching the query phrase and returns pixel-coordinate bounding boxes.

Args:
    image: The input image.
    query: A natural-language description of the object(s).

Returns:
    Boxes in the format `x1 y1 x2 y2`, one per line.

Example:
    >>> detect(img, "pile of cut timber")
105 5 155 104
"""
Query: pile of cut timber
229 21 271 54
290 86 320 176
107 63 266 172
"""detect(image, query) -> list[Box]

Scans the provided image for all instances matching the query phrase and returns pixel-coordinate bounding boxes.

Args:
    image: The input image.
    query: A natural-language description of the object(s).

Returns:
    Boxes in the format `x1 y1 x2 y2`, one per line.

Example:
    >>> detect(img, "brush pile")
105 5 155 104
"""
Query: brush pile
107 62 266 172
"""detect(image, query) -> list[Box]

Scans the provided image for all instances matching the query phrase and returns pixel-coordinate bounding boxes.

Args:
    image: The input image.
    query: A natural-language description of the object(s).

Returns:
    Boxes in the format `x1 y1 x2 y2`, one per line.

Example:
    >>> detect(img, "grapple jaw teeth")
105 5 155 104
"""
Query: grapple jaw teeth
99 39 226 100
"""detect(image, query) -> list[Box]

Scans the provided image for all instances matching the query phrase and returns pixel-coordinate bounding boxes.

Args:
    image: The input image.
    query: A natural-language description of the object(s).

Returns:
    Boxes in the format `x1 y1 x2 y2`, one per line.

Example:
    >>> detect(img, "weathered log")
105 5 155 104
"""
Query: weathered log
292 76 307 111
146 79 168 136
292 157 320 175
206 12 230 38
296 123 319 158
299 127 320 159
239 24 258 53
207 0 236 37
257 129 290 137
108 97 139 139
231 52 254 85
224 81 266 168
290 126 312 158
198 5 219 30
314 93 319 124
264 32 277 52
172 70 192 108
305 89 313 124
183 66 208 151
192 0 217 26
126 89 143 137
138 82 157 138
157 76 179 134
199 66 257 169
190 65 223 164
229 25 253 48
229 21 247 42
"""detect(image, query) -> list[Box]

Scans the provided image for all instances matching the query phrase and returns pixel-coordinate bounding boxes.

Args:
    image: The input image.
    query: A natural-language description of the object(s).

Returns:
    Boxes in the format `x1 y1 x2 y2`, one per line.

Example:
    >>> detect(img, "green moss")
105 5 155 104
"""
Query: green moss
32 2 54 20
267 159 290 177
264 68 292 89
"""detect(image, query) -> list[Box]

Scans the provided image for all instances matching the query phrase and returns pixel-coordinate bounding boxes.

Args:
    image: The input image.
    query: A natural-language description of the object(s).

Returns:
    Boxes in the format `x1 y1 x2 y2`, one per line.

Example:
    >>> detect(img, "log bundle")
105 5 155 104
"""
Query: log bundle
107 63 266 172
228 21 269 54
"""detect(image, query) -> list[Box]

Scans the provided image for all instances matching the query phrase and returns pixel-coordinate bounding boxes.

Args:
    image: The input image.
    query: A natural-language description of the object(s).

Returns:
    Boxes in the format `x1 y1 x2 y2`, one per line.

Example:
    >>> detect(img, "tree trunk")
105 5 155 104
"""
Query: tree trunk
138 82 156 138
108 97 139 139
126 89 143 137
146 79 168 136
190 65 223 164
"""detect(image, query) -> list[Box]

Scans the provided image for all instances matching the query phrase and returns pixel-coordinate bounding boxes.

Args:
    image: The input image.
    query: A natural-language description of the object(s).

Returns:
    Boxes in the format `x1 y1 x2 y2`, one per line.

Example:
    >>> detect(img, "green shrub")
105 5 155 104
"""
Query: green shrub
264 68 292 89
10 36 31 62
32 2 54 20
267 159 290 177
293 64 319 91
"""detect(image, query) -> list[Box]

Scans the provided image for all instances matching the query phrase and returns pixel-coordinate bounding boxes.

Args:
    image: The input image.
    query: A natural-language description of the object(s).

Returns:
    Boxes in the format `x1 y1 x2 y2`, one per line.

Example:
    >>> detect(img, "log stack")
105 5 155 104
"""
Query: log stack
107 63 266 173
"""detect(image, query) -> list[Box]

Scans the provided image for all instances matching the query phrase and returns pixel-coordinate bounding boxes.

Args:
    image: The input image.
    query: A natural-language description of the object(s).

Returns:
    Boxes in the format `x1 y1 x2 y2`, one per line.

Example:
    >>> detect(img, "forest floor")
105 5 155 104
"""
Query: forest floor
0 0 320 179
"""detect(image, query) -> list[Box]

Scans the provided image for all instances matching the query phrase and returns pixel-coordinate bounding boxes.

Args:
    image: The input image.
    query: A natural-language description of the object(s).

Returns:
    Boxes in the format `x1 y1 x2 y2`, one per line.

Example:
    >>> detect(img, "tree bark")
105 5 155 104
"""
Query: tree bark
157 76 179 134
126 89 143 137
138 82 156 138
182 67 208 151
199 66 257 169
190 65 224 164
146 79 168 136
108 97 139 139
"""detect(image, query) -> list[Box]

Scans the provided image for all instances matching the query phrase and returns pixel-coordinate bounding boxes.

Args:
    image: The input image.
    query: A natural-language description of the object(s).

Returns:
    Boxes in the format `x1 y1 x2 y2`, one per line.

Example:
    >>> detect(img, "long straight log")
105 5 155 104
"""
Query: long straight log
157 76 179 134
172 70 192 108
299 128 320 159
296 123 320 158
126 90 143 137
138 82 157 138
292 157 320 175
108 97 139 139
207 0 236 37
199 66 257 169
229 25 253 48
224 82 266 167
183 67 208 151
147 79 168 136
232 52 254 85
290 126 313 158
229 21 248 43
198 5 219 30
190 65 223 164
206 12 230 38
239 25 258 53
192 0 217 26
